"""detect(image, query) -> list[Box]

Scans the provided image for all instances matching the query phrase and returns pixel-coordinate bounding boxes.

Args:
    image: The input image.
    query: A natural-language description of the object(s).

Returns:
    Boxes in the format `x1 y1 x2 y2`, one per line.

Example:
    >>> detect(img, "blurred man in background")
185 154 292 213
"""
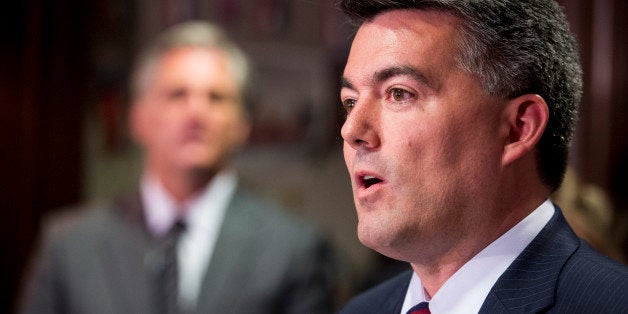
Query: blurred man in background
20 21 334 314
336 0 628 313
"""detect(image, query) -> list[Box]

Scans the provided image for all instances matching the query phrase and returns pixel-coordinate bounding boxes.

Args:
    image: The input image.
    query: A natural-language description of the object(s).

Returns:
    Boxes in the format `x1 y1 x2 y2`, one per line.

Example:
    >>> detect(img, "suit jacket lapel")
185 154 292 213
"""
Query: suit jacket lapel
195 188 260 313
479 206 580 313
93 192 155 314
383 270 413 313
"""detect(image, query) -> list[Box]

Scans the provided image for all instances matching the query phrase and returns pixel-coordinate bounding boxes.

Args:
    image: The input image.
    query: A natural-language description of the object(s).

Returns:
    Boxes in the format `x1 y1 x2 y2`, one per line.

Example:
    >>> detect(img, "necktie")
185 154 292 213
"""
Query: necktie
407 302 430 314
154 220 186 314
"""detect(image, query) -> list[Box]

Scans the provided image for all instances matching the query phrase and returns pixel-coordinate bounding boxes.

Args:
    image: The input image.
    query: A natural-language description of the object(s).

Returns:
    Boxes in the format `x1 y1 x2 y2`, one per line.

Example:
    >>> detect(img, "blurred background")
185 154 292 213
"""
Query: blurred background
1 0 627 312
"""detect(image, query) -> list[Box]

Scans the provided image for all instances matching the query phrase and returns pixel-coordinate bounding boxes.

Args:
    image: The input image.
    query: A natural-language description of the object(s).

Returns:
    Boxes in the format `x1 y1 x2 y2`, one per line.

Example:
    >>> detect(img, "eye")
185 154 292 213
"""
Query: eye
207 90 239 106
342 98 356 112
166 88 187 101
209 91 227 103
387 88 414 102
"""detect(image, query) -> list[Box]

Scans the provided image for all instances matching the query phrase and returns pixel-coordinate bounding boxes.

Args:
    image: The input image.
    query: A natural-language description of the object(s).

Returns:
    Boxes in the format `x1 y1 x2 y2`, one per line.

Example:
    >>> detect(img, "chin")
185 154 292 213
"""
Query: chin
357 214 421 261
174 160 217 176
178 152 219 167
358 231 409 262
358 220 396 251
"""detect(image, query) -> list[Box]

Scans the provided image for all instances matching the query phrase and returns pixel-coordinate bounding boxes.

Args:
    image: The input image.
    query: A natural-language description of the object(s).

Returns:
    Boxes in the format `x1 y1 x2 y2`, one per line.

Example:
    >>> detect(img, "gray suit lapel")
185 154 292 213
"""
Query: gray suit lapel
99 193 155 314
479 206 580 313
194 189 261 313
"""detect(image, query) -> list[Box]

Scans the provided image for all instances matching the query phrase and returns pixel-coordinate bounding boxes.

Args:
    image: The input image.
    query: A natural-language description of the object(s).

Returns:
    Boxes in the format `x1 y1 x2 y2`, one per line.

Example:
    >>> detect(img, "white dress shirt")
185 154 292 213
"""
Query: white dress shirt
141 169 237 311
401 199 555 314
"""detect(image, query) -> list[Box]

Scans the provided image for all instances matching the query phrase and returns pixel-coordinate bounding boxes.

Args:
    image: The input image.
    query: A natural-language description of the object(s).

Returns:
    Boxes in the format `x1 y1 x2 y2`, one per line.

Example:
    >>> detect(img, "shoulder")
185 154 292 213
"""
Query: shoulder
482 206 628 313
341 270 412 314
564 239 628 276
554 240 628 312
39 195 140 253
229 188 322 243
42 202 112 242
219 188 336 310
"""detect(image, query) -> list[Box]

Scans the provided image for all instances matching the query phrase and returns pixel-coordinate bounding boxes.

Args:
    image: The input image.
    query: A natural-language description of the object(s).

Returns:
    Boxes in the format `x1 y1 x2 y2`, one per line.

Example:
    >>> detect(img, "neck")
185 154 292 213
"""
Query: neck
410 260 465 299
410 192 550 298
150 166 218 204
409 234 492 298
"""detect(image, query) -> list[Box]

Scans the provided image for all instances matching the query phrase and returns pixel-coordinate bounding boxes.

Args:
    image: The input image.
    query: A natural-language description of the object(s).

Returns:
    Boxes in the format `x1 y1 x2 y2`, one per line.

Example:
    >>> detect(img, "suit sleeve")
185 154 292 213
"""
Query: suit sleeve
17 219 68 314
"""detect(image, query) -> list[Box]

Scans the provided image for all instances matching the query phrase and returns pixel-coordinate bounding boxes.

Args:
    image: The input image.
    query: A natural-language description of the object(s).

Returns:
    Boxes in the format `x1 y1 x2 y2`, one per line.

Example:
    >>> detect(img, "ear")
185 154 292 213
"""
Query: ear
233 105 252 147
501 94 549 167
128 100 147 145
231 117 251 149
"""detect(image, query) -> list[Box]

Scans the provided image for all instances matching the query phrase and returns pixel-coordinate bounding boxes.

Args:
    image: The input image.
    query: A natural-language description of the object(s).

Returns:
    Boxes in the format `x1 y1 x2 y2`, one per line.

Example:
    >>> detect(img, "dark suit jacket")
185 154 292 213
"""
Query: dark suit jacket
341 207 628 313
19 188 334 314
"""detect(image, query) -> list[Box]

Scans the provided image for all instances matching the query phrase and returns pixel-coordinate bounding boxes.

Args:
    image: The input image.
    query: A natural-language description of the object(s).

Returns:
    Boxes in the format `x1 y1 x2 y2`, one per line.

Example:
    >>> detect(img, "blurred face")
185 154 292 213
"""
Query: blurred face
340 10 509 262
132 47 249 177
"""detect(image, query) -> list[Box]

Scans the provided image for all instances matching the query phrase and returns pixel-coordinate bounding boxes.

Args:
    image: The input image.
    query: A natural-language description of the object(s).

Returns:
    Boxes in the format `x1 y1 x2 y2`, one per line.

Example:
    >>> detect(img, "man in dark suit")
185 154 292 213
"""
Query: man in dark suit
337 0 628 313
19 21 334 314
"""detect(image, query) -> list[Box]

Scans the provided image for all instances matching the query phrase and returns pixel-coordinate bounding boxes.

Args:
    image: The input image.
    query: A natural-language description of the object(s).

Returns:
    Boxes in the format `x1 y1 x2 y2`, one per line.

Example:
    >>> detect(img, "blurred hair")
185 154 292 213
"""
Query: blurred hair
130 21 251 101
338 0 582 191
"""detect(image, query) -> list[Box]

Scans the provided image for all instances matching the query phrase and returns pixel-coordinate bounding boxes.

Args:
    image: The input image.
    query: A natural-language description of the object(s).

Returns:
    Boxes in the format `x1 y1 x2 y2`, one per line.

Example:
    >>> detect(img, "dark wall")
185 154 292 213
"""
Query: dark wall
608 0 628 260
563 0 628 258
0 2 91 312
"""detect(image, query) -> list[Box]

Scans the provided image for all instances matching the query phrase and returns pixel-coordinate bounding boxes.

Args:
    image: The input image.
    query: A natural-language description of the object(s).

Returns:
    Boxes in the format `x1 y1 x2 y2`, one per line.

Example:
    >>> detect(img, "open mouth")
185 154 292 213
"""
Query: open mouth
361 175 383 189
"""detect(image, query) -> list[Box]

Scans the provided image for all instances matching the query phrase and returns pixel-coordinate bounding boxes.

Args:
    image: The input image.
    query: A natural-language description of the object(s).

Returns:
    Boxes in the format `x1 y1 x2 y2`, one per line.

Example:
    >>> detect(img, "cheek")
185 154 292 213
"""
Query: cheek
158 115 184 141
390 124 427 165
204 111 248 153
141 112 172 146
419 120 472 167
343 143 356 167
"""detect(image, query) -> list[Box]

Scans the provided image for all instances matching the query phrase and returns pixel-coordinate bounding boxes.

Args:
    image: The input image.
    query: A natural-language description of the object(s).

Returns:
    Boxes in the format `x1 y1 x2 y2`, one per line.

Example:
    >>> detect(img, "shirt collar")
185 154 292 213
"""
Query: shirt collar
401 199 555 314
140 169 238 238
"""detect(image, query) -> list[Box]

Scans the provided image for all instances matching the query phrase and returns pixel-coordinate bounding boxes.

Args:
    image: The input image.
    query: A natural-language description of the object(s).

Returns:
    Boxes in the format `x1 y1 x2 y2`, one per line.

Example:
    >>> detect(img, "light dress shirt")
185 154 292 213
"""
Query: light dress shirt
141 169 237 311
400 199 555 314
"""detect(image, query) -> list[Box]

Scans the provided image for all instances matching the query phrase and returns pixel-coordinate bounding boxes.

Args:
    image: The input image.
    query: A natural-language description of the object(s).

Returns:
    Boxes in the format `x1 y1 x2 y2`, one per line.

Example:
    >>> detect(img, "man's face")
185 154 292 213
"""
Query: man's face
132 47 249 176
341 10 509 262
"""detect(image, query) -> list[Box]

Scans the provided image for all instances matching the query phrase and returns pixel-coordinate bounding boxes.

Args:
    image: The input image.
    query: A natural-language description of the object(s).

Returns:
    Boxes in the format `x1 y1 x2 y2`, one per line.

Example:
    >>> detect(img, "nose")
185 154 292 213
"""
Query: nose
178 94 212 129
189 92 207 110
341 98 380 151
186 92 214 117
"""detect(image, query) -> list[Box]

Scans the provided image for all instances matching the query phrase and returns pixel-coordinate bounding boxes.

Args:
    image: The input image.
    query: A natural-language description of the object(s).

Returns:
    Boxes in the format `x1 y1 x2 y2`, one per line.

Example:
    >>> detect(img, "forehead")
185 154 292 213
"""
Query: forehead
142 46 240 96
345 9 461 82
155 47 232 77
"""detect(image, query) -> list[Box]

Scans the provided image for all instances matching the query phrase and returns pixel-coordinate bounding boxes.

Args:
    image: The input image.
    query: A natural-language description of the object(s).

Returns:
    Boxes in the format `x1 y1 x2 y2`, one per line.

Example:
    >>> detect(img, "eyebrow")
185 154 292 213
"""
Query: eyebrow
340 76 354 90
340 65 438 92
375 65 437 90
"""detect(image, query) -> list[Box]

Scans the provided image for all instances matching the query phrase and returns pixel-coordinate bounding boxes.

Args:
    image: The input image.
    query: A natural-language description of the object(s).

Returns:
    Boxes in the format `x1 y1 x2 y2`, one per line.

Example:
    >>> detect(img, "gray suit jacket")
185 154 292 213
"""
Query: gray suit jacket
340 206 628 313
19 188 334 314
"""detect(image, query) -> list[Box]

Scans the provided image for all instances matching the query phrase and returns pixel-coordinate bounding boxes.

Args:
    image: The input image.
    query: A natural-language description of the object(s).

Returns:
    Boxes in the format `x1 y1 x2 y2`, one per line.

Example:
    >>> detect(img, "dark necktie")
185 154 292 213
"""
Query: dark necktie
407 302 430 314
154 220 186 314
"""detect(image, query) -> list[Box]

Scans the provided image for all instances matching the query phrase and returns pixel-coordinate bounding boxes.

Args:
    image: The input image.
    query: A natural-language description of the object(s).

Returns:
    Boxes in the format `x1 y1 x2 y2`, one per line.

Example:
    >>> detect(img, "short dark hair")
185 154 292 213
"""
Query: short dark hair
338 0 582 191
